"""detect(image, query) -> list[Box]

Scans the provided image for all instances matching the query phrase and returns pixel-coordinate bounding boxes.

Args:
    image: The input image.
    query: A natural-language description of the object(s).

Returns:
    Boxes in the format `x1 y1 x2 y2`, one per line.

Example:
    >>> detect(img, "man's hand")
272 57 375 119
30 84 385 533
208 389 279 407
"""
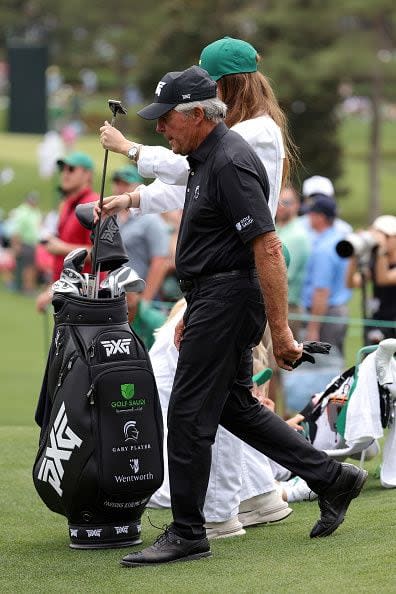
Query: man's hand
174 317 185 350
99 121 132 155
93 194 133 223
271 326 303 371
45 236 69 256
36 287 53 313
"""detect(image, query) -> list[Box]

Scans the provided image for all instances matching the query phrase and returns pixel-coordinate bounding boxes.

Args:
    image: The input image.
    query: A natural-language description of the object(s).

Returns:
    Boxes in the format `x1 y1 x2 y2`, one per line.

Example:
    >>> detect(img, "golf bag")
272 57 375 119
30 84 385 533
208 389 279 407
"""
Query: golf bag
33 292 164 549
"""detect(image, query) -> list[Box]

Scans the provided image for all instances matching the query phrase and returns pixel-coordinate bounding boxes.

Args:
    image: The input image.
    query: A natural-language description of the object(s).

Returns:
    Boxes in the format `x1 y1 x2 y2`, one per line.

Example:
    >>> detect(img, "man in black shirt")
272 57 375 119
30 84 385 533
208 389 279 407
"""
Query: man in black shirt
96 66 367 567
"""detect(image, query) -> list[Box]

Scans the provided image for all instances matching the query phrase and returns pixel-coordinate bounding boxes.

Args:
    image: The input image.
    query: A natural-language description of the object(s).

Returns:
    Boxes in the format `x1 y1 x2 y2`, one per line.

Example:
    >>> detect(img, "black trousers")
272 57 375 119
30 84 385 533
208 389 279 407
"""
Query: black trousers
168 273 340 539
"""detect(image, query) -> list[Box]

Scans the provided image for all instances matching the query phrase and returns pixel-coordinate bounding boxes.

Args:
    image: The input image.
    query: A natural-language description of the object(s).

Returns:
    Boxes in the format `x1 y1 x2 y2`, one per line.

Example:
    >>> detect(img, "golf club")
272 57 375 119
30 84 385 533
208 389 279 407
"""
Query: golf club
91 99 127 296
63 248 88 273
102 266 130 298
115 270 145 296
61 268 86 295
52 279 81 295
111 266 135 297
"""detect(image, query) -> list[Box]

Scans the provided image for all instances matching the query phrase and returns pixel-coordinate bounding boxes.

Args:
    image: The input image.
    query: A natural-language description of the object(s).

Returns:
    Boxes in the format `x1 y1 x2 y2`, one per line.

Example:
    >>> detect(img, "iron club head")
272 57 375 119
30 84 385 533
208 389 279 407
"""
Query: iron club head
52 279 81 295
116 270 146 296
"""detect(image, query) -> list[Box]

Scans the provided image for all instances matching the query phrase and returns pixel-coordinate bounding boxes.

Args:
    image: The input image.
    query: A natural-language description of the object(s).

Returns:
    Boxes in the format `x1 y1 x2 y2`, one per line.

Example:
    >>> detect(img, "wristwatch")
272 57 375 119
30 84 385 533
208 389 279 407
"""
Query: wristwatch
127 144 140 162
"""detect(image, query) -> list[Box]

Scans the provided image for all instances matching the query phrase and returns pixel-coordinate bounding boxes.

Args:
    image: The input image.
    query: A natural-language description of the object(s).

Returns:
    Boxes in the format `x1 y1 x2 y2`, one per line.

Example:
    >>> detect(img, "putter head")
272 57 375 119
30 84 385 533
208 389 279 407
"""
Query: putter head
63 248 88 273
108 99 127 117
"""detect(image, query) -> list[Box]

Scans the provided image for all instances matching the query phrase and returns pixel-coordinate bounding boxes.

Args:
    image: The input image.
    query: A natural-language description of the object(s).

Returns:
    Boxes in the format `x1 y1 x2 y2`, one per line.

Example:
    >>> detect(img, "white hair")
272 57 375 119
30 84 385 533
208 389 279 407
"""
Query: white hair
174 97 227 123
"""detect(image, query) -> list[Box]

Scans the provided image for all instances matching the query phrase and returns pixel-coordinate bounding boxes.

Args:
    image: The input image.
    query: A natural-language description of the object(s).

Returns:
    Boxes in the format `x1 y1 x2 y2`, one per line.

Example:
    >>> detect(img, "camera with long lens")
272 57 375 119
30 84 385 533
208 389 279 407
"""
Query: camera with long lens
336 231 378 260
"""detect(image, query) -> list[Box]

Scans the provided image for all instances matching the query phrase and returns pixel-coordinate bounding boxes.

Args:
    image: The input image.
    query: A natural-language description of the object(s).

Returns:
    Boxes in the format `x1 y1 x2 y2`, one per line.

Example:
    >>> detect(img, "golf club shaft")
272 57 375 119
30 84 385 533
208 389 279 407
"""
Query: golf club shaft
91 112 116 275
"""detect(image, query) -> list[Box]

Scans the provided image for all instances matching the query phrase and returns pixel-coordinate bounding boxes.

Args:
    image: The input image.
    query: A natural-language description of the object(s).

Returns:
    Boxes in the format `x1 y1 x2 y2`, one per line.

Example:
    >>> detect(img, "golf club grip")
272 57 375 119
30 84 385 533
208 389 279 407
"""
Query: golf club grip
91 114 116 273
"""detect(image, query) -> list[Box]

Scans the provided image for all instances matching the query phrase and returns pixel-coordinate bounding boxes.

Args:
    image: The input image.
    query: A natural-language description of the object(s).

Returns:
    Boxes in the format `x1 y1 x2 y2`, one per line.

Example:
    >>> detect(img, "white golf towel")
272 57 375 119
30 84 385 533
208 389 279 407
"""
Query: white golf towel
344 352 383 446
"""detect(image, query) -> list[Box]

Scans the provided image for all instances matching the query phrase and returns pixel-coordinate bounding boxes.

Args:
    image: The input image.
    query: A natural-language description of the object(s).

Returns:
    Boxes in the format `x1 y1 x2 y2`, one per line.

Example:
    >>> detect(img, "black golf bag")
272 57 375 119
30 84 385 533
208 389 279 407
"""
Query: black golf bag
33 292 164 549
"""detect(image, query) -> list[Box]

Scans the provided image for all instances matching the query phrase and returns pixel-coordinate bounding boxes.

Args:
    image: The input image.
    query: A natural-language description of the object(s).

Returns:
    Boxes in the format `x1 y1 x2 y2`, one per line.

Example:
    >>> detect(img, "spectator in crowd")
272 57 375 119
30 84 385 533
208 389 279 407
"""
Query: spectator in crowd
9 191 42 293
36 152 98 312
346 214 396 342
300 175 352 238
302 196 352 357
276 185 310 338
112 164 170 346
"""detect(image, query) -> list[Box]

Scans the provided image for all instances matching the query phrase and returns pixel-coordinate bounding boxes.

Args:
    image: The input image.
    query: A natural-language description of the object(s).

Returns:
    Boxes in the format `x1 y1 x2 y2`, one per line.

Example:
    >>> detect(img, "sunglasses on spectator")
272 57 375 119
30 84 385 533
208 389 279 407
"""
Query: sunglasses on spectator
279 199 295 206
60 164 76 173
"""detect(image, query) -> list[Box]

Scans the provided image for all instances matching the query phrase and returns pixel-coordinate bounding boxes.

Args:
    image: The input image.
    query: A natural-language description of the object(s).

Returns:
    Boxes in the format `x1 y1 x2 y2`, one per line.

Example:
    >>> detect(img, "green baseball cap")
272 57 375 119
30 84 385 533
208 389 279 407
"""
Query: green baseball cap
199 36 258 81
112 164 144 185
57 151 94 171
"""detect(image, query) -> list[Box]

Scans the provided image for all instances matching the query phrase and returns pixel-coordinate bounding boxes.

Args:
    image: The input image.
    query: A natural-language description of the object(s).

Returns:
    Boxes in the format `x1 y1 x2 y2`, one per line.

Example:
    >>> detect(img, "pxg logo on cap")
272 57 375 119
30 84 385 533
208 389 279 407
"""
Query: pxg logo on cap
137 65 217 120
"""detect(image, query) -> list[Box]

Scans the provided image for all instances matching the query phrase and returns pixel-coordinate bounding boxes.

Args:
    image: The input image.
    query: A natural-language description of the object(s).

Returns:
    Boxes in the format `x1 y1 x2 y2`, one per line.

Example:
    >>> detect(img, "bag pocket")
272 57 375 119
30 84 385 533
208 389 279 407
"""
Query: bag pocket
33 356 92 516
88 329 140 364
88 363 163 499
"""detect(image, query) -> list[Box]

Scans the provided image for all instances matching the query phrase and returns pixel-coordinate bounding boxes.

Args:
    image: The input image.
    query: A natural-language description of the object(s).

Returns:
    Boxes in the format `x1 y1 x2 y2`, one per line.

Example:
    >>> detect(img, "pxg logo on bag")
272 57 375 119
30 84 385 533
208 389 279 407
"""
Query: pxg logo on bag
37 402 82 496
111 383 147 412
101 338 132 357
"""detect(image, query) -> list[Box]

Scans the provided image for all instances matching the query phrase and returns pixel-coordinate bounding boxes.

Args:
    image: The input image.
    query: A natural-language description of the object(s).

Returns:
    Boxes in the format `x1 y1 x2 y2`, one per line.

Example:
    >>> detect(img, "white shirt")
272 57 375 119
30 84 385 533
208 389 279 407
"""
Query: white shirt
137 115 285 221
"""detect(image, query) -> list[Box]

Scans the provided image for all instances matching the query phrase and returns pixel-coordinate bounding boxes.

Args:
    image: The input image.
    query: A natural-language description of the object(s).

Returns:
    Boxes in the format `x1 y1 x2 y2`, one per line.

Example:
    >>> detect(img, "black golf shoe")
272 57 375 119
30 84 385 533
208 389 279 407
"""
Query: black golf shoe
310 462 368 538
120 526 211 567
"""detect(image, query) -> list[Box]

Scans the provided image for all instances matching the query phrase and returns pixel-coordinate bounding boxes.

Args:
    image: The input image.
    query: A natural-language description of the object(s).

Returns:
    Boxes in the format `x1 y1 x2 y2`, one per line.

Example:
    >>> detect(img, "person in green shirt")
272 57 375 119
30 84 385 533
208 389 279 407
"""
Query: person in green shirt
9 191 42 293
276 185 310 338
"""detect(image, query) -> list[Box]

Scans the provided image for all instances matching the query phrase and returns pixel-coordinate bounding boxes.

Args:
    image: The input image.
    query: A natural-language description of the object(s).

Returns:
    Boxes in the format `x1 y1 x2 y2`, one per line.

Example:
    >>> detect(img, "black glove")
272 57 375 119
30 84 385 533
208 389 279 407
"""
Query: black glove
289 341 332 369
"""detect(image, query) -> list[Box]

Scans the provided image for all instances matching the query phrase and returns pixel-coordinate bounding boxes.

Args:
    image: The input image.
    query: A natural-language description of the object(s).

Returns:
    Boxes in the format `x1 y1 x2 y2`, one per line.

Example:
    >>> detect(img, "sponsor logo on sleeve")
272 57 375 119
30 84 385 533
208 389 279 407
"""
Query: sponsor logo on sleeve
235 215 254 231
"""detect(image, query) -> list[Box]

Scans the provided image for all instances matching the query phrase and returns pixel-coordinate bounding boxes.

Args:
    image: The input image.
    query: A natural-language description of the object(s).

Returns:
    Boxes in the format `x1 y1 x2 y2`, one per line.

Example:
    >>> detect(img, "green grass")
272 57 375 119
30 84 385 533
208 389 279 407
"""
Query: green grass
1 286 396 593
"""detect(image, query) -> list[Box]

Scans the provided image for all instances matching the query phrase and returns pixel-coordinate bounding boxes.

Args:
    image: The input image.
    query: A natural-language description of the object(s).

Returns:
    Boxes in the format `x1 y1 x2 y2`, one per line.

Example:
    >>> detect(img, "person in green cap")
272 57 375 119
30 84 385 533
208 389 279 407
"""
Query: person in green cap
99 35 295 220
36 151 99 312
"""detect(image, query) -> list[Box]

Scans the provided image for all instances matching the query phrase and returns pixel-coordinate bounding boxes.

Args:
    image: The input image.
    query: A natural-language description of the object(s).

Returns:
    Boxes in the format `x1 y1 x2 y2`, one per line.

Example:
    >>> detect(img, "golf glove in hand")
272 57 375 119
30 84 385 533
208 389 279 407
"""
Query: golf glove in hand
290 341 332 369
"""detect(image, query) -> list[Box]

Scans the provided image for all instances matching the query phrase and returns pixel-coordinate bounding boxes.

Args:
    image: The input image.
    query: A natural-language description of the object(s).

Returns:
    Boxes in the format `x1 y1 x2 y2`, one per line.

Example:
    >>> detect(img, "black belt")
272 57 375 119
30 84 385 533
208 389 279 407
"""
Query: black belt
179 269 257 292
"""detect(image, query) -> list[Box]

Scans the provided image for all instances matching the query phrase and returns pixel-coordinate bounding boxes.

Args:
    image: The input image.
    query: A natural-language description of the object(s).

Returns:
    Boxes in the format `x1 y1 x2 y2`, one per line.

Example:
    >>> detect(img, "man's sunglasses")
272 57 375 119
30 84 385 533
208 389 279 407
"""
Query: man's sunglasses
59 164 76 173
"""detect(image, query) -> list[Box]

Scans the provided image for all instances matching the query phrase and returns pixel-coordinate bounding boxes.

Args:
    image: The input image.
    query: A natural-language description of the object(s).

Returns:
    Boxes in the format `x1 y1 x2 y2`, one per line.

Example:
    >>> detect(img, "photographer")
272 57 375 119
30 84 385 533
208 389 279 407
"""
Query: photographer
345 215 396 343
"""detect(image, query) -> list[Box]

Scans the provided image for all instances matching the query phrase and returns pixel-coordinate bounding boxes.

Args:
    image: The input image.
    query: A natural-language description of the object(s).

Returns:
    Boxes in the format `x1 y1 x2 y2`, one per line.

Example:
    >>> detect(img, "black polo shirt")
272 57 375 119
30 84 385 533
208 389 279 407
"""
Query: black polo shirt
175 121 275 279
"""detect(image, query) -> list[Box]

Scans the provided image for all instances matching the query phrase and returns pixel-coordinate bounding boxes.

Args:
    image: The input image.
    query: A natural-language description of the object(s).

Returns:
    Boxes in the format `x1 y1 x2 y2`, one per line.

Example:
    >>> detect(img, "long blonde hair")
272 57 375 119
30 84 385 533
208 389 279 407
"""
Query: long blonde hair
217 62 298 186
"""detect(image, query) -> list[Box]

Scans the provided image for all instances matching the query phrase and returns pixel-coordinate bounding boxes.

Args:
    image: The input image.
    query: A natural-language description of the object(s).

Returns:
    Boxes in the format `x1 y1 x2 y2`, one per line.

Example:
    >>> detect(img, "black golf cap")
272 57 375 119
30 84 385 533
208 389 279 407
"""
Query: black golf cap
137 65 217 120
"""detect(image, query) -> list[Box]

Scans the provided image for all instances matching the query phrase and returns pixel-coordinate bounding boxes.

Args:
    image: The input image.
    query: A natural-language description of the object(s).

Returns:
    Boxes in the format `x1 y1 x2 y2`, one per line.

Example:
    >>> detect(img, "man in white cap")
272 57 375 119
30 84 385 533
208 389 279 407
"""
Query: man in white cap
301 175 352 239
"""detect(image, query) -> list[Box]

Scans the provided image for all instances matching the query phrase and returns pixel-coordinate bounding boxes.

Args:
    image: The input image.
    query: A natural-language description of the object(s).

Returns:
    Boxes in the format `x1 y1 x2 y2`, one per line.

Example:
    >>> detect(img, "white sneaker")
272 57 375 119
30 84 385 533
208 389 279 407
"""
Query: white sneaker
238 490 293 527
281 476 318 502
205 516 246 540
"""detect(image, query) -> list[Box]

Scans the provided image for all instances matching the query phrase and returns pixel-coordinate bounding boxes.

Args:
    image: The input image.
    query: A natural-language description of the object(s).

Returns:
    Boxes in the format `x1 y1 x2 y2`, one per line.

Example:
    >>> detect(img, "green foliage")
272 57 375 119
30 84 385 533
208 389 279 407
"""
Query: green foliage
1 1 395 190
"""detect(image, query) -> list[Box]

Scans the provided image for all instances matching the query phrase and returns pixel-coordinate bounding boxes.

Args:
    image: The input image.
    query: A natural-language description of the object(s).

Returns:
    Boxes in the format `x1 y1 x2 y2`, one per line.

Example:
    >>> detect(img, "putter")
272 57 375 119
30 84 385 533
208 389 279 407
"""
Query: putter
63 248 88 273
52 279 81 295
86 274 97 299
91 99 127 296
